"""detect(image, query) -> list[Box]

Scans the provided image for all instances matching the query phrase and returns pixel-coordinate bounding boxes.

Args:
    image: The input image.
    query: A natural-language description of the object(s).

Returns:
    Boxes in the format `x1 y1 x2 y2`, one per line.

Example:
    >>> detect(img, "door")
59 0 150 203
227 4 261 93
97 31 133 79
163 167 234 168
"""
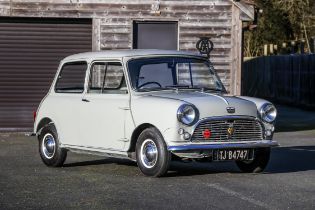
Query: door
79 61 129 151
53 61 88 146
0 18 92 131
133 21 178 50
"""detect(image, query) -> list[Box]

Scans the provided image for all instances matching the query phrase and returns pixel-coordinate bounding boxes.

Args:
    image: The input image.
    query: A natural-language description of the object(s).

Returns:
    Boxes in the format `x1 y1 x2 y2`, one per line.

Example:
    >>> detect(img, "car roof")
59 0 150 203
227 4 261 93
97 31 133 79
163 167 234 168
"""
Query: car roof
62 49 204 61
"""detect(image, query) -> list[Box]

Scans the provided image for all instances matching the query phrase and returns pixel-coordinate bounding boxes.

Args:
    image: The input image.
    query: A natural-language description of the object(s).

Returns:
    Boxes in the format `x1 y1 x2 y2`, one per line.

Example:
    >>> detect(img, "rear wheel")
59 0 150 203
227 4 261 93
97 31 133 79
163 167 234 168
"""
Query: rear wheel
38 124 67 167
136 127 171 177
236 148 270 173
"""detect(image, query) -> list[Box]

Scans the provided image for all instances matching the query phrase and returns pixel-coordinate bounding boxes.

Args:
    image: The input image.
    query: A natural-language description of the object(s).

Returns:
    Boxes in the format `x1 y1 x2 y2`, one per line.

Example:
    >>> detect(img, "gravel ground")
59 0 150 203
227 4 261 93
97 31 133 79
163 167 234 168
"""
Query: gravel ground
0 105 314 210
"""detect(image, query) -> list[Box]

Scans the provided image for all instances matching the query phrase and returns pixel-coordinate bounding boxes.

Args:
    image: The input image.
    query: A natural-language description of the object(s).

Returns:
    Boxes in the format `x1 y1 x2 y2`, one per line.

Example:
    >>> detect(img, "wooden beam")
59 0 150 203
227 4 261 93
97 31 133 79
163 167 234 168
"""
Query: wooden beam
231 0 254 21
92 18 101 51
0 0 11 16
231 3 242 95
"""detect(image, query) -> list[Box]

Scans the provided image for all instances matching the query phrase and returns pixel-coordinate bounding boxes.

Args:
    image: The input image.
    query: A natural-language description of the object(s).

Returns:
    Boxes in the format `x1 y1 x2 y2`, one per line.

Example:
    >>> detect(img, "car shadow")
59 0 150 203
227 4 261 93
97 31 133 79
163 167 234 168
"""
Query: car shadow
167 146 315 176
265 146 315 173
63 157 137 168
165 161 238 177
61 146 315 176
62 156 237 176
275 105 315 132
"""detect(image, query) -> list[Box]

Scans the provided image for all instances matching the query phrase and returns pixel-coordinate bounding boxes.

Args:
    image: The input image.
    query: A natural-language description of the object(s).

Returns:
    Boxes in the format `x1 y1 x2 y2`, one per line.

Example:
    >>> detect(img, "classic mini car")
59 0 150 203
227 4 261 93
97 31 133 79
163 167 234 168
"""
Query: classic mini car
33 50 278 177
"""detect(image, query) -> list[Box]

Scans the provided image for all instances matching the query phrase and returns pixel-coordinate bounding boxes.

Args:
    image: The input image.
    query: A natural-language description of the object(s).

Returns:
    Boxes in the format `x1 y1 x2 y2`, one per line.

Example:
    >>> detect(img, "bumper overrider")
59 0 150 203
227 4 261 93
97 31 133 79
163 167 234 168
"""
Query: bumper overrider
168 140 279 158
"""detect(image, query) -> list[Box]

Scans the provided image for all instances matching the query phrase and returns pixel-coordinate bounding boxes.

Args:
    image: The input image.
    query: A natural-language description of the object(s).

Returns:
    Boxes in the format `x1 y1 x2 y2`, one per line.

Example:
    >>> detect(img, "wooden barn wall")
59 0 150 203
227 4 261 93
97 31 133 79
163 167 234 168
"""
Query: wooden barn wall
0 0 236 93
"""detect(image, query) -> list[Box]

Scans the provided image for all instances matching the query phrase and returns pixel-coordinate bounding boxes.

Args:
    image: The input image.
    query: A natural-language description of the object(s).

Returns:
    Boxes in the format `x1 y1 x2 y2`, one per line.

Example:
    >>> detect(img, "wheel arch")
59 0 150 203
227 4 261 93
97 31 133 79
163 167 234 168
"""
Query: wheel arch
127 123 157 152
36 117 55 134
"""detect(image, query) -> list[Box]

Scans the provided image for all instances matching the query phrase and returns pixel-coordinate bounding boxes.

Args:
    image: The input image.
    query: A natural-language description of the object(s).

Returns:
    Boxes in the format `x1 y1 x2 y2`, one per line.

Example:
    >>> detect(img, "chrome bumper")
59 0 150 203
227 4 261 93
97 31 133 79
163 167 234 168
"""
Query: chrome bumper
168 140 279 152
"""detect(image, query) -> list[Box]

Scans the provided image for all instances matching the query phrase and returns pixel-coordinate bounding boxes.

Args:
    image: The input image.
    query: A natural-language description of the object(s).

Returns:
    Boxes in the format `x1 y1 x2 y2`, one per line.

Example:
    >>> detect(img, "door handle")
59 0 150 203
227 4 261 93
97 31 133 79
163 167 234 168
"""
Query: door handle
82 98 90 102
119 107 130 110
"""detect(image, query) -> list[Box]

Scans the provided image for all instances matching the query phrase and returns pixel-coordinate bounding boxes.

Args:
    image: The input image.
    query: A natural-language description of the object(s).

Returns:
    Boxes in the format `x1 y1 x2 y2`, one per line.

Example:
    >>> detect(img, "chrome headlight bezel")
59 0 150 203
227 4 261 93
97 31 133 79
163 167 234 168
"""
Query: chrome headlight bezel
259 103 277 123
177 104 199 126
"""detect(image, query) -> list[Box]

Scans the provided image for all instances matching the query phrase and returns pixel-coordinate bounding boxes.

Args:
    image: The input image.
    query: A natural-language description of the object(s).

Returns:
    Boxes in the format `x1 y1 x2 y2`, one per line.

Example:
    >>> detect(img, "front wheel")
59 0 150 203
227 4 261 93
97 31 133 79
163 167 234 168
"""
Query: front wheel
136 127 171 177
236 148 271 173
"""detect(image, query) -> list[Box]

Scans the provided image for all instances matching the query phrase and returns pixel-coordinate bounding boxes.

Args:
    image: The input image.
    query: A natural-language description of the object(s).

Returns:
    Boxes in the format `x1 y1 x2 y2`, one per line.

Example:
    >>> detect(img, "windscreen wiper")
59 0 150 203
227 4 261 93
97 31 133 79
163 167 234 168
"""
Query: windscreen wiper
200 87 224 93
165 85 190 89
137 87 166 92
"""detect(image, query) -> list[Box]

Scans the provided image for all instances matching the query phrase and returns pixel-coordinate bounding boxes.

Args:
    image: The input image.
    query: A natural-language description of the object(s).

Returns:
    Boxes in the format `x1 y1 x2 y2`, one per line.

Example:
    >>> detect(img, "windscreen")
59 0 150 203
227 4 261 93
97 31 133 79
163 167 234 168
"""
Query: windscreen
127 57 225 92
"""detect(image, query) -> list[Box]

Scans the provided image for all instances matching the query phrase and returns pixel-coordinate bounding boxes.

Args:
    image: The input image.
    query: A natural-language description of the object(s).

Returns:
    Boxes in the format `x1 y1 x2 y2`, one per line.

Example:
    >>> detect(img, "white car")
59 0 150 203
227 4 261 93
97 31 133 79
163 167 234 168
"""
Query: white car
33 50 278 177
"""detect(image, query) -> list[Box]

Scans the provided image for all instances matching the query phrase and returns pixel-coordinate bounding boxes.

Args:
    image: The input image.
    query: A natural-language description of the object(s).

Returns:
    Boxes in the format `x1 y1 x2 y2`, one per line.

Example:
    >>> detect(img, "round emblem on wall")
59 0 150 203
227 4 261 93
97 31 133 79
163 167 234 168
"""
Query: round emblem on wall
196 37 214 58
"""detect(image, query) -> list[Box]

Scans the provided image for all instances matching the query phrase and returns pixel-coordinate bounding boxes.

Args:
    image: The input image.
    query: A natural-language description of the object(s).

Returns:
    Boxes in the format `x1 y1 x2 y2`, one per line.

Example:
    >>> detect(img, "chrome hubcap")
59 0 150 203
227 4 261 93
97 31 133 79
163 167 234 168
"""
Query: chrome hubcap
41 133 56 159
140 139 158 168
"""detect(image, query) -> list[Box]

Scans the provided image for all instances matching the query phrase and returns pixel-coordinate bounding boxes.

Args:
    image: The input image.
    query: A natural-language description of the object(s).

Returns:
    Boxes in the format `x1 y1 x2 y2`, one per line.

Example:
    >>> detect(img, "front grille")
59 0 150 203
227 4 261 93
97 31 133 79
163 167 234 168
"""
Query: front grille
191 118 263 142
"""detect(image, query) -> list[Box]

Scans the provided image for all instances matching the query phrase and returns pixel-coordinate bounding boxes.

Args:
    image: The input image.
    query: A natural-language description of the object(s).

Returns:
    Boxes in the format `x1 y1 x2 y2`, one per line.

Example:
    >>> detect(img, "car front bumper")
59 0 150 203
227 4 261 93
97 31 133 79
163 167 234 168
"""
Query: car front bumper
168 140 279 158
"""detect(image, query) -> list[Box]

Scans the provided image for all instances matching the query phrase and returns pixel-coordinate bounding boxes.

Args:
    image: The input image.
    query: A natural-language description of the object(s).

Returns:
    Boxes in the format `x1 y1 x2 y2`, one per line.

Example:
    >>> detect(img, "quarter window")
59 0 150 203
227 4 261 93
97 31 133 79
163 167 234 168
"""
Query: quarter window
55 61 87 93
89 62 127 94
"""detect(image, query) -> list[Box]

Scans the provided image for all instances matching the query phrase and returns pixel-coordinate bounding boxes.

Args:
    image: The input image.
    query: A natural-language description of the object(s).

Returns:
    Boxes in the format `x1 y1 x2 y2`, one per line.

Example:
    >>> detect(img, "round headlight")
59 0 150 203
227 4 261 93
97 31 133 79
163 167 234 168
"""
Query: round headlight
260 103 277 123
177 104 199 125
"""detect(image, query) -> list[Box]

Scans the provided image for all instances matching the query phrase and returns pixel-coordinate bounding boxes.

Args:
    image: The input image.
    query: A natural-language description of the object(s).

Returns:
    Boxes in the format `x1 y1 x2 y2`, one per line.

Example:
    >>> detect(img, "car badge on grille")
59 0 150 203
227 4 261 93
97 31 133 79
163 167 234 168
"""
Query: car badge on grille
226 107 235 113
227 124 235 137
202 129 211 139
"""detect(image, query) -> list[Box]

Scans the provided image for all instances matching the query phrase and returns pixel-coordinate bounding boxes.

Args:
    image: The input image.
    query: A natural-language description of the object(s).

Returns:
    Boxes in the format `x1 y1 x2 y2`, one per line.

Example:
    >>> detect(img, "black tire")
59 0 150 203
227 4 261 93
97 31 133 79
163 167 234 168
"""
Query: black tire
136 127 171 177
38 124 67 167
236 148 271 173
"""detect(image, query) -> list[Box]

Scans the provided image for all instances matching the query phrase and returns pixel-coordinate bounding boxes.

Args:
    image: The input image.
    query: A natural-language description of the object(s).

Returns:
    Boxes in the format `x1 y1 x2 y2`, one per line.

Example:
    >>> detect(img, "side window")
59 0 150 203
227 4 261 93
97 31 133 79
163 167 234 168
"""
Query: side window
88 62 127 94
55 61 87 93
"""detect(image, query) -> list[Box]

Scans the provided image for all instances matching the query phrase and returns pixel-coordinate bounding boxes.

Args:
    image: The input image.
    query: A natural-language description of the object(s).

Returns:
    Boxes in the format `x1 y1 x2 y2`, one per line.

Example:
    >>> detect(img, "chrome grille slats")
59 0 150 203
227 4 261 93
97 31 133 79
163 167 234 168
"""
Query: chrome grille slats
191 118 263 142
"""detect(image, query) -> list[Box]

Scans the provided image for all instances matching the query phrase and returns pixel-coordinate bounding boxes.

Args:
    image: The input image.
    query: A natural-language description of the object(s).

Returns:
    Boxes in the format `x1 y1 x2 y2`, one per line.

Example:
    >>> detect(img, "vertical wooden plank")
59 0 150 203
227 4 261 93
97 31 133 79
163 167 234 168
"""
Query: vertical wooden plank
231 4 241 95
235 15 242 95
0 0 11 16
92 18 101 51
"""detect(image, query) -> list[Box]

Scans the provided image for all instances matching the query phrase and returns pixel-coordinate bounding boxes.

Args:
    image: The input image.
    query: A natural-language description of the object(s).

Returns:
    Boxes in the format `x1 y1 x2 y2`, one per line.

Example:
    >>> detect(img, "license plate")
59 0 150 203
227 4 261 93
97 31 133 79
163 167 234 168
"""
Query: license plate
213 149 254 161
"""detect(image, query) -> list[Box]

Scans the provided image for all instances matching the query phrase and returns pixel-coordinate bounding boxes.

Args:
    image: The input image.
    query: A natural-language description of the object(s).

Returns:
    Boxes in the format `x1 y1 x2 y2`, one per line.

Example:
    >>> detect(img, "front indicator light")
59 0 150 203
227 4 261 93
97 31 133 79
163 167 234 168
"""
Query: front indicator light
178 128 185 135
183 132 191 140
265 130 272 137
